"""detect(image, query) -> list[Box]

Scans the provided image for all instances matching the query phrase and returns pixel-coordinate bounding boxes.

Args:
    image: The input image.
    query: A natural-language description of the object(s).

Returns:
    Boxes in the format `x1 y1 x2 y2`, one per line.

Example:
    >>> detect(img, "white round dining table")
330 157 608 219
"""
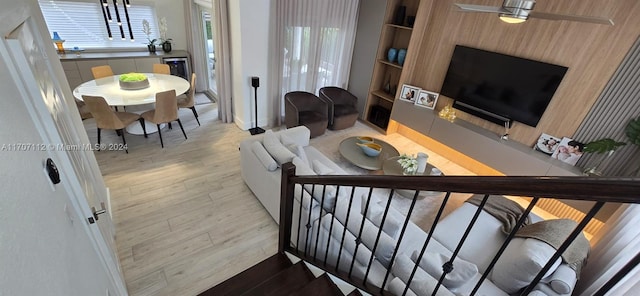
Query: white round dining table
73 73 190 134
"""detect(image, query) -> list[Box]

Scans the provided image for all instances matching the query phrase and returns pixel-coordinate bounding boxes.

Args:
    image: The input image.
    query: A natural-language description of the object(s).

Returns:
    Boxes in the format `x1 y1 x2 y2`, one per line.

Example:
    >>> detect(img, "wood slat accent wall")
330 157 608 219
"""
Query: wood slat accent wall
574 36 640 176
399 0 640 146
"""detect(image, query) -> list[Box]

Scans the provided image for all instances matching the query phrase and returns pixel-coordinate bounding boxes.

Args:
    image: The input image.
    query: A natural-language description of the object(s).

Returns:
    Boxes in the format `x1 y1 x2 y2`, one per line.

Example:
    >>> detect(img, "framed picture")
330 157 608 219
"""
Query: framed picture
534 133 561 156
550 137 585 166
399 84 420 103
415 90 439 110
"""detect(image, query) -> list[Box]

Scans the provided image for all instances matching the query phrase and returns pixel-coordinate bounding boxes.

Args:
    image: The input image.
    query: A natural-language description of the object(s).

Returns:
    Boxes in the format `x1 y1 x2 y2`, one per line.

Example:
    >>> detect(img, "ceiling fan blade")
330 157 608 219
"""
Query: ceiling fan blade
454 3 509 14
529 11 614 25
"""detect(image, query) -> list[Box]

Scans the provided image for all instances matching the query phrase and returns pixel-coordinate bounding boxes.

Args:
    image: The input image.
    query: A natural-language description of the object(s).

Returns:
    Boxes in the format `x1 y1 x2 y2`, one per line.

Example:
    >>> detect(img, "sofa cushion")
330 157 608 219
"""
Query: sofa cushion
392 254 455 296
250 142 278 171
263 130 297 165
361 194 402 239
410 251 478 289
312 159 335 175
491 237 562 294
388 277 418 296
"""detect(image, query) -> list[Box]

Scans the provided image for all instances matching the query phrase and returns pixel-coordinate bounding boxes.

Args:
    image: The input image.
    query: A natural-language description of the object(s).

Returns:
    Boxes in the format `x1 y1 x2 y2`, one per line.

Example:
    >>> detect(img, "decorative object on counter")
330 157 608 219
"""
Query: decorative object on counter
551 137 584 166
158 17 172 53
407 16 416 27
397 154 417 175
100 0 135 40
416 152 428 174
582 138 626 176
383 75 391 94
415 90 438 110
397 48 407 66
625 116 640 176
394 5 406 26
71 46 85 56
438 104 457 122
387 48 398 63
52 32 65 54
399 84 420 103
356 136 374 144
142 19 157 53
118 73 149 90
356 142 382 157
534 133 561 156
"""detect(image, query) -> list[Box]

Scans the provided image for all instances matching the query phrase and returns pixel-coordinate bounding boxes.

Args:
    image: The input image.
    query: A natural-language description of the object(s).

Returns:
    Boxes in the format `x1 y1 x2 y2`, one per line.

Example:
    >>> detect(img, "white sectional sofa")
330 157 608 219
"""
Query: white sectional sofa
239 126 581 296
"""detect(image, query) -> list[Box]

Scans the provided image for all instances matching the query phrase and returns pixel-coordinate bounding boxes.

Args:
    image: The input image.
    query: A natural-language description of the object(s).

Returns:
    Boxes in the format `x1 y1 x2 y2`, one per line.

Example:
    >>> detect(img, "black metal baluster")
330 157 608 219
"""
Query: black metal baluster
403 191 452 296
349 188 374 278
336 186 356 271
313 184 325 258
595 251 640 296
364 189 395 286
381 190 421 293
470 197 539 296
520 201 604 295
324 185 341 266
431 194 490 296
304 183 315 257
295 184 305 252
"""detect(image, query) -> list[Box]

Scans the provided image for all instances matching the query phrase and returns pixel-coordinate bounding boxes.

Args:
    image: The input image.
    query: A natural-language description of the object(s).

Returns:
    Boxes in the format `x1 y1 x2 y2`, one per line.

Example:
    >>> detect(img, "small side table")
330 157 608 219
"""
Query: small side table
382 156 444 199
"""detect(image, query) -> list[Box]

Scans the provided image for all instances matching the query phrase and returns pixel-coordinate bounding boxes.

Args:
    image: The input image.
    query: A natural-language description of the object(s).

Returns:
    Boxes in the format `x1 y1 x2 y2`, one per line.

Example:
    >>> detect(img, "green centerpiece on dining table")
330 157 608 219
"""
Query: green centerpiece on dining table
118 72 150 90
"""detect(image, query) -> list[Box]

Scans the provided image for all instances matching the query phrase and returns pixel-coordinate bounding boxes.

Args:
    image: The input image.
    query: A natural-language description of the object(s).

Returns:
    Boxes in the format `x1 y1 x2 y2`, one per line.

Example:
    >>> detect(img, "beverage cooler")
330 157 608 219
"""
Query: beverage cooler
162 57 190 81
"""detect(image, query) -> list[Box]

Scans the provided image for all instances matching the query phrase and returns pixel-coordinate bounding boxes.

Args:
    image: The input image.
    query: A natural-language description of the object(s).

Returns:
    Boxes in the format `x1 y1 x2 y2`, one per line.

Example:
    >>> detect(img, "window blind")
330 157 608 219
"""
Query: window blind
38 0 158 49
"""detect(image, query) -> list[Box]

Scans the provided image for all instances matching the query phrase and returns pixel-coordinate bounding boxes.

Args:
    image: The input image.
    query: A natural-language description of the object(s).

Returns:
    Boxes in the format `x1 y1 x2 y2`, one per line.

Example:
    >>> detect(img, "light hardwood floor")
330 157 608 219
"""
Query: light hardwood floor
84 97 474 296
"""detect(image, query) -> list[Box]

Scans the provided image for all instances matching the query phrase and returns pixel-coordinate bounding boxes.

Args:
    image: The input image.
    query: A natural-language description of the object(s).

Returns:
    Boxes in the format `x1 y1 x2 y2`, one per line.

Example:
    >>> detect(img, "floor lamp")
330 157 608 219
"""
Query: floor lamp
249 76 265 135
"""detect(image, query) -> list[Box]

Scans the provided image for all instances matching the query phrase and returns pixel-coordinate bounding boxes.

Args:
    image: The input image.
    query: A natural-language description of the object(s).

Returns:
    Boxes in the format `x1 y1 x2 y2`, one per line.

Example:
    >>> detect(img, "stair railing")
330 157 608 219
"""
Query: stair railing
278 162 640 296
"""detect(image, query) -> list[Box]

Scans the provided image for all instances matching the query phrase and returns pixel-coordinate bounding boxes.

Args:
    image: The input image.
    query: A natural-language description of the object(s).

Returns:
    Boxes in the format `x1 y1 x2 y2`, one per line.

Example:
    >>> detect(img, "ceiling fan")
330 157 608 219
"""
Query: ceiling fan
454 0 614 25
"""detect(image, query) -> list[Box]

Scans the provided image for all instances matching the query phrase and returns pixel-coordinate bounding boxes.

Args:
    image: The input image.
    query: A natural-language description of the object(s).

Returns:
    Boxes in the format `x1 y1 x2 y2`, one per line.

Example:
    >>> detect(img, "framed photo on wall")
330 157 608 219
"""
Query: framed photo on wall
399 84 420 103
415 90 439 110
534 133 561 156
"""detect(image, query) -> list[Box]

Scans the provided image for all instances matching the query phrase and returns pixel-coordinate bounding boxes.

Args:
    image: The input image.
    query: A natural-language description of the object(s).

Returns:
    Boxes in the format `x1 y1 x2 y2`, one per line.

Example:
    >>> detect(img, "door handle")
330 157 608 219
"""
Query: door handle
88 202 107 224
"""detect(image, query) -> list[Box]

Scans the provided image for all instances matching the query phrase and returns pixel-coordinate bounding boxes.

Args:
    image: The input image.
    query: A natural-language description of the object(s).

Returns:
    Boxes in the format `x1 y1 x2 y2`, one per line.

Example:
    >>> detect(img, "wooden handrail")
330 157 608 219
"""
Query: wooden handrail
278 162 640 296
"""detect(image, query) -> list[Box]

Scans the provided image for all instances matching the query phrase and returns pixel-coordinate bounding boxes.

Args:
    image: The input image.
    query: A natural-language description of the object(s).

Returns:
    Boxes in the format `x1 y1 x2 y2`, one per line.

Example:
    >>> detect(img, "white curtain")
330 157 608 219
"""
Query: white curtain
576 204 640 295
270 0 360 125
184 0 207 92
213 0 233 123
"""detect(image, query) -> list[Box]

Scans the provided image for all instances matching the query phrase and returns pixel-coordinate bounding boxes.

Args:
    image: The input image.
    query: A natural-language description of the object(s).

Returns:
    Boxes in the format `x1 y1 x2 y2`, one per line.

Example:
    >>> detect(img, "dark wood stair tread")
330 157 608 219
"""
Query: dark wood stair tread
198 253 293 296
346 289 363 296
242 261 315 296
288 273 343 296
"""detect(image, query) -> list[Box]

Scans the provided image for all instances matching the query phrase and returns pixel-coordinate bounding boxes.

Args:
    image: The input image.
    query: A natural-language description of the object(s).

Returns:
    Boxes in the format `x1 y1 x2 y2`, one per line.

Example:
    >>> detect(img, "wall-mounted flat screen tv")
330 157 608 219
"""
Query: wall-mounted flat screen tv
440 45 568 127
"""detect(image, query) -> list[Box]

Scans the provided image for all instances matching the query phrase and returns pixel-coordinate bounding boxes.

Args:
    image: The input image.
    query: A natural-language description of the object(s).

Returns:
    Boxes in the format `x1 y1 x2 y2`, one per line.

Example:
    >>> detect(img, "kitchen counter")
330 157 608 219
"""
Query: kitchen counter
58 50 190 61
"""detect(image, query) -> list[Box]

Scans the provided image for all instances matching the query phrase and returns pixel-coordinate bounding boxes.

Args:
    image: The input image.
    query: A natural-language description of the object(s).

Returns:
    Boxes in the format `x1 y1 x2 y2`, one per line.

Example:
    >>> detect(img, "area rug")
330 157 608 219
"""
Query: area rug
309 122 473 231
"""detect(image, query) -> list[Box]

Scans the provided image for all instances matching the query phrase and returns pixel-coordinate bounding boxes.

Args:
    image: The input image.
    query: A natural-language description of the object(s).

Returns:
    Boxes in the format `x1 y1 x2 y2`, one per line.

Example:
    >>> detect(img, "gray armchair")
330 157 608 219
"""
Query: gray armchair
285 91 328 138
319 87 359 130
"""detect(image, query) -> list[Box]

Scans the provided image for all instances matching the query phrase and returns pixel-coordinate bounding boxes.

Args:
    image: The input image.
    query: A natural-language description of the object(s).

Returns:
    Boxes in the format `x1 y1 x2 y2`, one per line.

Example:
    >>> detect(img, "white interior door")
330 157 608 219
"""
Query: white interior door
0 1 126 295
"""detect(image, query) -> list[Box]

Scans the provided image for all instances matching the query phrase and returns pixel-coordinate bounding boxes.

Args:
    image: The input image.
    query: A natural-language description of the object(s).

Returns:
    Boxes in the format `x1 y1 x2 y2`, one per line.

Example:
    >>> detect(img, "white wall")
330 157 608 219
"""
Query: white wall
153 0 187 50
229 0 271 130
348 0 386 117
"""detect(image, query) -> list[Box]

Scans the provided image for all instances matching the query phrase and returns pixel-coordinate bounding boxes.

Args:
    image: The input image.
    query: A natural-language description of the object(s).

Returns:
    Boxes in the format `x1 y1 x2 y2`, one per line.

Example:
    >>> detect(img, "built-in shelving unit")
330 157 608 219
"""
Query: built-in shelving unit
363 0 421 132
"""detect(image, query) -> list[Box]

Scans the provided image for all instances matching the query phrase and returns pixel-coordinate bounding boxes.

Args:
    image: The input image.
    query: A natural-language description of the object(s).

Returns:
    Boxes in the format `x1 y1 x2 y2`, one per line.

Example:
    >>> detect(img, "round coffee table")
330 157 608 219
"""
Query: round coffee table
338 137 399 170
382 156 444 198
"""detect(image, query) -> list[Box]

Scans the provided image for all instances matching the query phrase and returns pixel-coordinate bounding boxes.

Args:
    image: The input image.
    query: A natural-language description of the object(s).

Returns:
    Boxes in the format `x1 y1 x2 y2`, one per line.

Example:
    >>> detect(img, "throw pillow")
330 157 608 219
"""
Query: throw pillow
262 130 297 165
491 237 562 294
546 264 576 294
250 141 278 171
312 159 335 175
288 144 309 166
279 133 296 146
360 193 403 239
410 251 478 289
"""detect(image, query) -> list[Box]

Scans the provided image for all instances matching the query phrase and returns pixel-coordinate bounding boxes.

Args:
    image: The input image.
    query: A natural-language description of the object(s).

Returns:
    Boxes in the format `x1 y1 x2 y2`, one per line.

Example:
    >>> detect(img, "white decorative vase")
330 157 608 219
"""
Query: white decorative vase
416 152 428 174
